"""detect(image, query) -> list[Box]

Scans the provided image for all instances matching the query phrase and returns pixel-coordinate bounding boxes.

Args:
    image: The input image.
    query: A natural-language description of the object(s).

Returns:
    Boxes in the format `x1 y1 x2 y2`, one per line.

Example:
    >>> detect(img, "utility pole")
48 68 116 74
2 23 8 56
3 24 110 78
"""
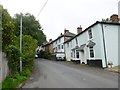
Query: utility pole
20 14 22 72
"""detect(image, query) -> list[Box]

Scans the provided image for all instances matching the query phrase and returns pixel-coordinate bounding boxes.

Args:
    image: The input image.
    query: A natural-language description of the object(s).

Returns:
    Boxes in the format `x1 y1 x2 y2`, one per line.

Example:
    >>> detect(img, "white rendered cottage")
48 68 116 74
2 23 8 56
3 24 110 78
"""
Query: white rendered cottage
64 21 120 68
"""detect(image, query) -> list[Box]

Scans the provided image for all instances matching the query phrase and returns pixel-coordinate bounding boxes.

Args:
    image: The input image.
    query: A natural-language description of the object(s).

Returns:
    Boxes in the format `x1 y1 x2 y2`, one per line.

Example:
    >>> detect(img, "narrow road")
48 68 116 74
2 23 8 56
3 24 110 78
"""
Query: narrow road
22 59 118 88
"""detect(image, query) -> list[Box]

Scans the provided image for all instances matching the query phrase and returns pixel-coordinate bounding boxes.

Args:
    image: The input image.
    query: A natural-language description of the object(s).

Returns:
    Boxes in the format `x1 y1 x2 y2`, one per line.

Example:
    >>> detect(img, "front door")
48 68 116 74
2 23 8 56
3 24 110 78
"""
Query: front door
80 50 85 64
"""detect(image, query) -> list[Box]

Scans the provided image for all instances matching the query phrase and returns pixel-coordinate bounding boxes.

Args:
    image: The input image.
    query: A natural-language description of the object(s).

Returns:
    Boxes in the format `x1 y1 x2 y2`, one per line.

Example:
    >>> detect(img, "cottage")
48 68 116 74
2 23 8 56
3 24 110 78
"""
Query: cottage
64 21 120 68
42 29 75 60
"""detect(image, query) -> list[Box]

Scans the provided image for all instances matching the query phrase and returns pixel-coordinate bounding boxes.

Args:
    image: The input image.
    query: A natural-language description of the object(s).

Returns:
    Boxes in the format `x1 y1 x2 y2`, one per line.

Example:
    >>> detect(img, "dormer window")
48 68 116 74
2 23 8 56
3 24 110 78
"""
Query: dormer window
88 29 92 39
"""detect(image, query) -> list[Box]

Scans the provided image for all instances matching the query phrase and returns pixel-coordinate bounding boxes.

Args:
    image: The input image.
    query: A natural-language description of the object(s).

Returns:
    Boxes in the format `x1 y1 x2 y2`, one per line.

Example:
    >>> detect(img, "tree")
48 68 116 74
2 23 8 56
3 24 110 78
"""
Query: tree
0 5 2 50
13 13 46 45
102 18 112 22
13 35 38 70
2 6 16 51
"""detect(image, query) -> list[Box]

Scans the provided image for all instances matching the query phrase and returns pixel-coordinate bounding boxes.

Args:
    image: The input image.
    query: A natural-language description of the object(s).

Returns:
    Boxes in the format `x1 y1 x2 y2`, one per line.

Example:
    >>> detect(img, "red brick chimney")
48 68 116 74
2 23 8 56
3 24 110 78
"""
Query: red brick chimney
110 14 119 23
77 25 82 34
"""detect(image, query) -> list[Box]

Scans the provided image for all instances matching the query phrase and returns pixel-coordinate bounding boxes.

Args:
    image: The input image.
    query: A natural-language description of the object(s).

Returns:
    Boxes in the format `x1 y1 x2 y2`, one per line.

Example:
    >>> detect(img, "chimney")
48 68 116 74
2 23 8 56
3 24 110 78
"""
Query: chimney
77 25 82 34
110 14 119 23
49 39 52 42
64 28 69 33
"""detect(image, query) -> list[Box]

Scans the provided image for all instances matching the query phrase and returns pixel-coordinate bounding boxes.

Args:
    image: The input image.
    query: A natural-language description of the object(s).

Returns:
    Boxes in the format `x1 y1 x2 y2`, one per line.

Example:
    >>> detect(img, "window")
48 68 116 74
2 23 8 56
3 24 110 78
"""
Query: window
67 42 69 47
88 29 92 39
56 47 57 51
62 45 64 49
59 38 61 43
75 38 78 45
71 52 73 57
76 51 79 58
89 47 94 58
58 45 60 50
74 51 75 58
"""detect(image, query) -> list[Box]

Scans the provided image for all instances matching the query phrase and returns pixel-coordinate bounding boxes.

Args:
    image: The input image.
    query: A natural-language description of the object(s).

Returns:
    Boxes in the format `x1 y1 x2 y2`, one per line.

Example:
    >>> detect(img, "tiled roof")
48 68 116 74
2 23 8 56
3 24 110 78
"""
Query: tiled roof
42 31 75 47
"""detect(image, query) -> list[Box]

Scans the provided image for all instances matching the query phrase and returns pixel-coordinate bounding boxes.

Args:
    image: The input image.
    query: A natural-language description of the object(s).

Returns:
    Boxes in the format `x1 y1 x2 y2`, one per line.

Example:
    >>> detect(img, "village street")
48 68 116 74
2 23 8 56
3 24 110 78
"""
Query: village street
22 59 118 88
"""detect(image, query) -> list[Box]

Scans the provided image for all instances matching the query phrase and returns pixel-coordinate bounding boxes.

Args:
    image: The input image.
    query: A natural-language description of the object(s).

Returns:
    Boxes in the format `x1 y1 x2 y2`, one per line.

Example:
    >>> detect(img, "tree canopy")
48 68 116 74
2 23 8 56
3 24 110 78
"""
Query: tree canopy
2 6 16 51
1 5 47 73
13 13 46 45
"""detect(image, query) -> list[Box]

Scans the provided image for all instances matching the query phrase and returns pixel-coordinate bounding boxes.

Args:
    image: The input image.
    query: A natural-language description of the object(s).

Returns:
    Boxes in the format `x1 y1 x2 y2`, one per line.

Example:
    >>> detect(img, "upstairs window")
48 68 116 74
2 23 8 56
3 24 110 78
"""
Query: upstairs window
59 38 61 43
58 45 60 50
67 42 69 47
75 38 78 45
88 29 92 39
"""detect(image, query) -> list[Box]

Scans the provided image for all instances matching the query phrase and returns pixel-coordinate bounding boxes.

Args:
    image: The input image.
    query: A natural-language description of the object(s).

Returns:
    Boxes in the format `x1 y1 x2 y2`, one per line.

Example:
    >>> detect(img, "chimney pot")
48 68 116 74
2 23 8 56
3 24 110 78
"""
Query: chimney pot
64 28 69 33
77 25 82 34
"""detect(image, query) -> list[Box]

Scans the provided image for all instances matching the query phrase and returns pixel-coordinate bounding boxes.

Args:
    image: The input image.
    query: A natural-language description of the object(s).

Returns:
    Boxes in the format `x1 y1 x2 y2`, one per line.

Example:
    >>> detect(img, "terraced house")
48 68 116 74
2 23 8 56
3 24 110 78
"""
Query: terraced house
64 19 120 68
42 29 75 60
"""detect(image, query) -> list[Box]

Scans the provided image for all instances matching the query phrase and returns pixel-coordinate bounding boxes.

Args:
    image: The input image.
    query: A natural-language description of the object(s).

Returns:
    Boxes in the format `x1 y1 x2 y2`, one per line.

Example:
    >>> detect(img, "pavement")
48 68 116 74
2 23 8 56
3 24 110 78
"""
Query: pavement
104 66 120 73
22 59 119 88
57 61 120 73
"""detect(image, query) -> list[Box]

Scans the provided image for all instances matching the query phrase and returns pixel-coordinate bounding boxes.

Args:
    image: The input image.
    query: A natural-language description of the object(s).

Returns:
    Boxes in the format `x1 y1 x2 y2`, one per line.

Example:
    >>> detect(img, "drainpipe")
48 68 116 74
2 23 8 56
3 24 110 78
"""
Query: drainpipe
101 24 108 68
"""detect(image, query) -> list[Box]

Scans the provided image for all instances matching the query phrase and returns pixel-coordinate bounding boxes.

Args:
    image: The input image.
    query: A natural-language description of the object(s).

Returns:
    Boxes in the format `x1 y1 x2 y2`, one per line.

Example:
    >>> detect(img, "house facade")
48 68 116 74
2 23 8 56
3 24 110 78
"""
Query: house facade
42 39 54 54
42 29 75 60
53 35 65 60
64 21 120 68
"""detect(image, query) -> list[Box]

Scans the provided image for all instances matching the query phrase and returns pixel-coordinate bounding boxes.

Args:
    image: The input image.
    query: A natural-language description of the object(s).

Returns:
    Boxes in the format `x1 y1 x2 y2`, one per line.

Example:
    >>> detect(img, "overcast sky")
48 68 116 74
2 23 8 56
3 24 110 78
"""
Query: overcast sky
1 0 119 41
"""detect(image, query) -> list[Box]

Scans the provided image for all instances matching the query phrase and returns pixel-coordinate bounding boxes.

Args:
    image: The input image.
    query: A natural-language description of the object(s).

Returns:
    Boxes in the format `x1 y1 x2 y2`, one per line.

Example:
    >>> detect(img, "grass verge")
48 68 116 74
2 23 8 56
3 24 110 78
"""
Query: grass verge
1 68 31 89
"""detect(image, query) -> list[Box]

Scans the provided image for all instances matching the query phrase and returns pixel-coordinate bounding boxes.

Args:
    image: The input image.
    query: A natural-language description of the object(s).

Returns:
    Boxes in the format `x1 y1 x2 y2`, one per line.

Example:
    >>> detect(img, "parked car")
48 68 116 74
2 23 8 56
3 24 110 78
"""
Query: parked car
35 54 38 59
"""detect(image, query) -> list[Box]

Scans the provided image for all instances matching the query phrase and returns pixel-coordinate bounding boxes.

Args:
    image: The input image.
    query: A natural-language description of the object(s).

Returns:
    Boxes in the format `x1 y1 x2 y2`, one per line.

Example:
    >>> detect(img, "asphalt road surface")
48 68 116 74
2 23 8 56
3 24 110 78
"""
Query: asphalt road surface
22 59 118 88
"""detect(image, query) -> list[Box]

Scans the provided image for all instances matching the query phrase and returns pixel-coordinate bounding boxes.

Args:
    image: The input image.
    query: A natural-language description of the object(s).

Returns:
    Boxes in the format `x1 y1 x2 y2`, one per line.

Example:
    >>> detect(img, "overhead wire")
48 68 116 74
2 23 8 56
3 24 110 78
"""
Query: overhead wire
36 0 48 18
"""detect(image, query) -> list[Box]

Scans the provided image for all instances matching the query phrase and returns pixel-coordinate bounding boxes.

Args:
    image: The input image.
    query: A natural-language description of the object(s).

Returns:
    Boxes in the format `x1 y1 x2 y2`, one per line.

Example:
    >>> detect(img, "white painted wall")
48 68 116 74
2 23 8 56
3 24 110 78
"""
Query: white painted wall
65 42 71 61
103 24 119 67
91 24 107 67
92 24 119 67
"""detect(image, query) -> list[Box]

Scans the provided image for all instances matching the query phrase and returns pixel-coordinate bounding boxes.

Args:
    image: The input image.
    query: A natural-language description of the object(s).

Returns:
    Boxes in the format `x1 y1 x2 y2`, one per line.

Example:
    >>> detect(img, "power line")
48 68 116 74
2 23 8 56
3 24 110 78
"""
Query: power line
36 0 48 18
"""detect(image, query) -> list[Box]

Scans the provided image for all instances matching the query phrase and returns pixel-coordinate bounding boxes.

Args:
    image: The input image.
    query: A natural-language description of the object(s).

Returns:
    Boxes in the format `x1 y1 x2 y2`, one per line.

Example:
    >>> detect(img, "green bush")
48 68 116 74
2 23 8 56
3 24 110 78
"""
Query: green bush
37 50 55 60
13 35 37 70
2 69 30 89
21 68 31 77
6 45 20 72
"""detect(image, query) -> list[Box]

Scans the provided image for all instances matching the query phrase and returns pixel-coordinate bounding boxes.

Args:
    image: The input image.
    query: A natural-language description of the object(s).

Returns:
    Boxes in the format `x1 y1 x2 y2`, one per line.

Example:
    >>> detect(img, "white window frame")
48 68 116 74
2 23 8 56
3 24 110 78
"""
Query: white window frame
88 29 93 39
88 46 95 60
